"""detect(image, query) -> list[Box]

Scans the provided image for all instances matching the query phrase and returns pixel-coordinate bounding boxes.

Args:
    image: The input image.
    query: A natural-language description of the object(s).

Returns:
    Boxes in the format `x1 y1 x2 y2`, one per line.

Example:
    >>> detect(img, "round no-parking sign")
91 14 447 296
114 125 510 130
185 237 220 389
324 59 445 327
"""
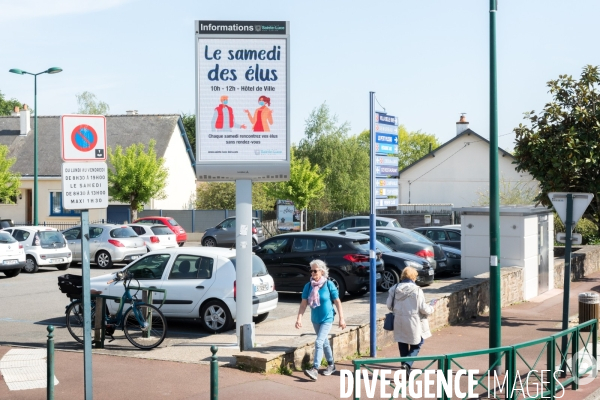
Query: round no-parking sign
61 115 107 161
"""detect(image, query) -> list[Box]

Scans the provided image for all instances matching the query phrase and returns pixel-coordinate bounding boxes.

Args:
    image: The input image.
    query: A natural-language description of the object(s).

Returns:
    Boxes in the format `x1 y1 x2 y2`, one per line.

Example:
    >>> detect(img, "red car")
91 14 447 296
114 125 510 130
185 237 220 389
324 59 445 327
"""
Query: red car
133 216 187 246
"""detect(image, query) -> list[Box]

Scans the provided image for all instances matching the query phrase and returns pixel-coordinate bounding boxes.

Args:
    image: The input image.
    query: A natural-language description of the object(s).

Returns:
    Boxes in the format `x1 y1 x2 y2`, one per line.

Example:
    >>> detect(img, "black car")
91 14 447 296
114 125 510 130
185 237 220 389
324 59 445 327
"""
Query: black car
372 240 434 289
441 244 461 273
253 231 384 300
349 227 450 274
413 226 461 250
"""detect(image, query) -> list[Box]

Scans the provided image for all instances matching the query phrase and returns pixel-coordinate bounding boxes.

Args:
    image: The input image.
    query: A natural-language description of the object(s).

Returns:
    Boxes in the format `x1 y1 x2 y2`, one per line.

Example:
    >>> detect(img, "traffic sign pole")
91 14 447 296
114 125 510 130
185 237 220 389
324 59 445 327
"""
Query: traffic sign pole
369 91 377 358
560 194 574 377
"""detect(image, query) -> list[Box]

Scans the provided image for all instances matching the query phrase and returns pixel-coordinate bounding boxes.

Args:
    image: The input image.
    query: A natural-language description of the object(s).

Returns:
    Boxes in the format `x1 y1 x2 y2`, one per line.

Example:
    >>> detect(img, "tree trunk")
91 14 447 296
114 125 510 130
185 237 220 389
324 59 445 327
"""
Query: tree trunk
130 207 137 222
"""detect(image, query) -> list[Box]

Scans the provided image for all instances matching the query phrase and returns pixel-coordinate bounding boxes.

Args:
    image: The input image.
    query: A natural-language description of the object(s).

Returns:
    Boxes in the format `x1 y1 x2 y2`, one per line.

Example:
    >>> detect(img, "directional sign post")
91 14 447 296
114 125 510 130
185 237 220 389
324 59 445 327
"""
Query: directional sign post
549 192 595 376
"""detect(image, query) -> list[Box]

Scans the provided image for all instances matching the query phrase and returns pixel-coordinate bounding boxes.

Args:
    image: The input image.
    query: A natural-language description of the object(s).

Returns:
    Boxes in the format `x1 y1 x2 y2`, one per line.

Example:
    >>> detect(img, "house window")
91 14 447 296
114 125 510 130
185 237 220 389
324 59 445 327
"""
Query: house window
50 192 81 216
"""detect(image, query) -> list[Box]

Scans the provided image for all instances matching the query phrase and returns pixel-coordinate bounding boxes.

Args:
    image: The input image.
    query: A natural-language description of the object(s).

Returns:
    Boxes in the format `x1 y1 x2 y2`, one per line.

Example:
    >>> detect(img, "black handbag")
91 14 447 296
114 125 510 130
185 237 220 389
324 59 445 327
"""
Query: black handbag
383 284 398 331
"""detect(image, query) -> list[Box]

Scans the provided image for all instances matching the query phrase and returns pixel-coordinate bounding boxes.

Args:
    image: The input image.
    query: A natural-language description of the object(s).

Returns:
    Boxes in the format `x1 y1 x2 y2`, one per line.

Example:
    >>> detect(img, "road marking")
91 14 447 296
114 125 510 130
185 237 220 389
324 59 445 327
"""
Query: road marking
0 349 58 391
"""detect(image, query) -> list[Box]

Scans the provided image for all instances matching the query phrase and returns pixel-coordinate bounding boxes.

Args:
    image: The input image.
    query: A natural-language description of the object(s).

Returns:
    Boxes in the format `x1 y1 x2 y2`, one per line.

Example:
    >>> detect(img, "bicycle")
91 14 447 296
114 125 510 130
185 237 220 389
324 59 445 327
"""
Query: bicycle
63 270 167 349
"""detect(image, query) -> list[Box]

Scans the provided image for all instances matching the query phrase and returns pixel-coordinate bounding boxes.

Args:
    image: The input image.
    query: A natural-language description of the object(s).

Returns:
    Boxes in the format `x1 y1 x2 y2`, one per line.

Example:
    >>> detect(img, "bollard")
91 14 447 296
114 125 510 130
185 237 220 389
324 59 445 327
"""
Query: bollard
47 325 55 400
210 345 218 400
579 292 600 332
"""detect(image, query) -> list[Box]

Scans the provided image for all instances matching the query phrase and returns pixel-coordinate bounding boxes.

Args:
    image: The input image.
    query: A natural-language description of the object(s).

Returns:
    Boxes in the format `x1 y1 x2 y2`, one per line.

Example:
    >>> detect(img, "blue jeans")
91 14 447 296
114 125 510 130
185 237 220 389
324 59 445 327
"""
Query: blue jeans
398 337 424 367
312 322 333 369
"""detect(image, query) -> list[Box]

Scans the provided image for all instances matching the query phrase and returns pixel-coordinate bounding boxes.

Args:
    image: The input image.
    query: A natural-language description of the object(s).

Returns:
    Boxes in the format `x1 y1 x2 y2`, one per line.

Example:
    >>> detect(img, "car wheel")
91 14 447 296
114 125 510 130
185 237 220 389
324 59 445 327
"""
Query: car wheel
252 238 258 247
253 312 269 324
23 256 39 273
378 267 400 291
178 242 185 247
57 263 70 271
95 251 113 269
328 273 346 301
200 300 233 333
202 237 217 247
3 268 21 277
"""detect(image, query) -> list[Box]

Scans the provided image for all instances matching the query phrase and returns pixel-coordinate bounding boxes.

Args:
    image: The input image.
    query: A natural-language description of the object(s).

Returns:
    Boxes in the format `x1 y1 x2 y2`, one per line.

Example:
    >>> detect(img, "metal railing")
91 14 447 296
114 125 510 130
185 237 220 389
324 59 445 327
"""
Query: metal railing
352 319 597 399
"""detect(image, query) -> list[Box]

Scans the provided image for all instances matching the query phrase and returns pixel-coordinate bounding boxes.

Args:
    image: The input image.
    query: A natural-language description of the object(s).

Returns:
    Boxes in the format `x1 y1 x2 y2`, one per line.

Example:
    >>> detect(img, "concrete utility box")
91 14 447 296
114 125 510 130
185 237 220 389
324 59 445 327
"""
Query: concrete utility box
455 206 554 300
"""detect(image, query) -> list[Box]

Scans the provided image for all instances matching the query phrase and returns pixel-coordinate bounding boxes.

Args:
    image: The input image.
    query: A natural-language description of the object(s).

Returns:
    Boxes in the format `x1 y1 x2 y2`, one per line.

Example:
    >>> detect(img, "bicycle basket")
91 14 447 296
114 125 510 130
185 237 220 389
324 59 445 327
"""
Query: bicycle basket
58 274 83 296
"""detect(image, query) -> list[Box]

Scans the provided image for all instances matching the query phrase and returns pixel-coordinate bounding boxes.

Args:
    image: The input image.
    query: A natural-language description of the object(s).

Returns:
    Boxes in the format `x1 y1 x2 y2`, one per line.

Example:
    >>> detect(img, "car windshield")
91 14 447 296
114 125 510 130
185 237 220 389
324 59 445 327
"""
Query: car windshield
39 231 65 245
110 227 138 238
0 232 16 243
230 255 269 277
167 219 180 226
151 226 173 235
253 219 263 228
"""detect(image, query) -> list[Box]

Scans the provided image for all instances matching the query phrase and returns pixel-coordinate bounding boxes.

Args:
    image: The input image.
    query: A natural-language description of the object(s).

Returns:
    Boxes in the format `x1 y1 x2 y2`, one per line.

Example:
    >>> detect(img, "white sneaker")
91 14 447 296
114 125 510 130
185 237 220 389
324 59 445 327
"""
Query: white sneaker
322 364 336 376
304 367 318 381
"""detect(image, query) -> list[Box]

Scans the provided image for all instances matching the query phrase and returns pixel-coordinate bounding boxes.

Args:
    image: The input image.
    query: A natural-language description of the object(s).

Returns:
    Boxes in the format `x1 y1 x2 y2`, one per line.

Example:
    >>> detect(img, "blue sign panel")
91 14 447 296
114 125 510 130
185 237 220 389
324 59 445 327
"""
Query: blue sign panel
375 112 398 126
376 156 398 166
375 133 398 145
376 165 399 177
375 123 397 134
375 143 398 155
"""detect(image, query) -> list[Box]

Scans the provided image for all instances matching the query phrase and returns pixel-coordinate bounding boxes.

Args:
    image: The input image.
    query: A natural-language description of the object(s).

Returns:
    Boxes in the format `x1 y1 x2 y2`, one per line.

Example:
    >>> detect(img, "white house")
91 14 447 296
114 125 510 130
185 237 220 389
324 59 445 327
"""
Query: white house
398 116 538 208
0 109 196 224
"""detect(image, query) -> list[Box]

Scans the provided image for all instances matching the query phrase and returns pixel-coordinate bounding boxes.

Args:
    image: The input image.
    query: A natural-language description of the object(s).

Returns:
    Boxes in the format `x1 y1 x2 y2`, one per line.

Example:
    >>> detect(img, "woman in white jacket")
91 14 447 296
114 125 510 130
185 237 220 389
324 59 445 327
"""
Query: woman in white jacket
386 267 435 371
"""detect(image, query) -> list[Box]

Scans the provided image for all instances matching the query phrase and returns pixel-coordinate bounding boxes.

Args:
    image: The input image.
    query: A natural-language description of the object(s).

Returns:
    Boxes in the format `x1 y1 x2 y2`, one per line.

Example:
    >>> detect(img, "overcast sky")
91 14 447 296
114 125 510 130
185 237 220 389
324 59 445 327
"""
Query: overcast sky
2 0 599 151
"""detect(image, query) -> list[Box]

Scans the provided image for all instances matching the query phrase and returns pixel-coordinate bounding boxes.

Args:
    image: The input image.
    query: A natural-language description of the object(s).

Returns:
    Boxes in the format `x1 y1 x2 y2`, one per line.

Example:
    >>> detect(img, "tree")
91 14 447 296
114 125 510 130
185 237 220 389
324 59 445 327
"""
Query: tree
0 144 21 203
76 91 110 115
180 113 196 157
513 65 600 235
397 125 441 171
195 182 277 210
297 103 370 211
475 175 540 206
0 90 23 116
107 140 168 220
266 148 325 229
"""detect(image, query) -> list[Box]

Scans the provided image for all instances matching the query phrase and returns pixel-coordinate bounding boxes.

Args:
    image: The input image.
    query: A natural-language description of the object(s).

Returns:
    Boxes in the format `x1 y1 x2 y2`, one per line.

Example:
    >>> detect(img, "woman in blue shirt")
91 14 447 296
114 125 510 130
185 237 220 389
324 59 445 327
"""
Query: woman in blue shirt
295 259 346 381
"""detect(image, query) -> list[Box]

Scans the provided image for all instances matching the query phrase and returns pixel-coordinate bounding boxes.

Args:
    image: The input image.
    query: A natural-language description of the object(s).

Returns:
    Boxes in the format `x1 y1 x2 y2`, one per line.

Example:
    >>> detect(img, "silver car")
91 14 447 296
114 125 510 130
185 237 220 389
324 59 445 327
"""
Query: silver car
201 217 265 247
62 224 147 268
129 224 178 251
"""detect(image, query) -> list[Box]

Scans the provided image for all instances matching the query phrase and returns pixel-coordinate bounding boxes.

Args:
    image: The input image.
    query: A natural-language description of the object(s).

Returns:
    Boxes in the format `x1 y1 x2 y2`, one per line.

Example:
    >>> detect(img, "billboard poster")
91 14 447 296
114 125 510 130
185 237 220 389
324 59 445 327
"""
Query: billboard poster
276 200 298 231
195 21 290 182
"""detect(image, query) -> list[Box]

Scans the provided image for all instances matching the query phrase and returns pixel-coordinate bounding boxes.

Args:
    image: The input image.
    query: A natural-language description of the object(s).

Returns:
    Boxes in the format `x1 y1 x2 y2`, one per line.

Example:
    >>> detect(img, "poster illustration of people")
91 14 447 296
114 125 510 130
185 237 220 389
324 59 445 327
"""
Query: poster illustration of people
276 200 299 231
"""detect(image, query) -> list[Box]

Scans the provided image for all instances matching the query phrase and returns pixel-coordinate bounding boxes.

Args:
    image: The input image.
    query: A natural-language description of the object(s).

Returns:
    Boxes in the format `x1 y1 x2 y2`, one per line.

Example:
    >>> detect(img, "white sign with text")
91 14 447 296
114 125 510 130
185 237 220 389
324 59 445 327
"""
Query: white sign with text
61 162 108 210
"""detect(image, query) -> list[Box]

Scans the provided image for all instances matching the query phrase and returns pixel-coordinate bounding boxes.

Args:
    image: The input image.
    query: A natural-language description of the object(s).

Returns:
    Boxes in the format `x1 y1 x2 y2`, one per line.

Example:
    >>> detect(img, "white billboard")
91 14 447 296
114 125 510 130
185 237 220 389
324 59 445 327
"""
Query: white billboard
195 21 290 181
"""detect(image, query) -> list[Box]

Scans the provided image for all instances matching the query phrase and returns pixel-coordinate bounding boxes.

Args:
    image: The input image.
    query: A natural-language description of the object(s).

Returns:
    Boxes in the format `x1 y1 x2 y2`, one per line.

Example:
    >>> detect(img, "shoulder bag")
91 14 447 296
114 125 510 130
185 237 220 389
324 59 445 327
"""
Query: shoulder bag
383 284 398 331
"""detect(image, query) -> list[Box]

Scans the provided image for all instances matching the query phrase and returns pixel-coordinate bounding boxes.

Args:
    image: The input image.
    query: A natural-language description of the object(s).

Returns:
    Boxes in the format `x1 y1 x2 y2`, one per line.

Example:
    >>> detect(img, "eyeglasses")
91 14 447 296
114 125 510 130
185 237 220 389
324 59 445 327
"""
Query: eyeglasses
310 270 320 274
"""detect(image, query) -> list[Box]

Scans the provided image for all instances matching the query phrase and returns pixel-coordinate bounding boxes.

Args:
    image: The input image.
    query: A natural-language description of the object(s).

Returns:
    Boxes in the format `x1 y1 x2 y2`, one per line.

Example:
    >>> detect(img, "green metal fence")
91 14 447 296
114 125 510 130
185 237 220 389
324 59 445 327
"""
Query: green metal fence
352 319 597 399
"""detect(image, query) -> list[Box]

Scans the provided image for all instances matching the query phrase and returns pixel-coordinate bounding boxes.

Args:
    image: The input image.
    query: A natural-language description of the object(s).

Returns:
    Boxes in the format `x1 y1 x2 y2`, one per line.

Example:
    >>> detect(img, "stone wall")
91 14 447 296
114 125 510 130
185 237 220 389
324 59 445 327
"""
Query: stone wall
554 246 600 289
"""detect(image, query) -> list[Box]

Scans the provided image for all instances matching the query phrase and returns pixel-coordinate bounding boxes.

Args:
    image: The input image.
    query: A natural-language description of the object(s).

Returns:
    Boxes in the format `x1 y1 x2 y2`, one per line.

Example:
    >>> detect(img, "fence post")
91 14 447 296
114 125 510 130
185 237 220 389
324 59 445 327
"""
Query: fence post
573 327 580 390
160 209 163 217
192 209 195 233
211 345 218 400
547 337 555 397
47 325 54 400
440 357 448 400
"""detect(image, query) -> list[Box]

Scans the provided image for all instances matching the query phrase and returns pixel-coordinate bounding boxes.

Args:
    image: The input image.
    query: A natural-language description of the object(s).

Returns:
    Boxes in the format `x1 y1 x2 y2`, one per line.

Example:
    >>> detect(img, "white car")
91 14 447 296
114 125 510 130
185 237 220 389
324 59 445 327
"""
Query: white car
2 226 72 273
128 224 178 251
89 247 278 333
0 231 26 277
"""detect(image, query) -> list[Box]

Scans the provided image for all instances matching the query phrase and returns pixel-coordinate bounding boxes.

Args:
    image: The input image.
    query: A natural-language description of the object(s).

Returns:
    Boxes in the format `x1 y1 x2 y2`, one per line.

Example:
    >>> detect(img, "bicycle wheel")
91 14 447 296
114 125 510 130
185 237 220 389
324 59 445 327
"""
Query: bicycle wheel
65 300 96 344
123 304 167 349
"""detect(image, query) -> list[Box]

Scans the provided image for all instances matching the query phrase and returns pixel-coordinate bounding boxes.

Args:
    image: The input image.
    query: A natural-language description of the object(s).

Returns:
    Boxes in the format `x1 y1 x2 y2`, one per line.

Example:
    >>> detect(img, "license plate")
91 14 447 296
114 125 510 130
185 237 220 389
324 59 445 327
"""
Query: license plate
428 269 434 275
376 273 381 280
255 283 269 292
3 259 18 265
49 258 64 264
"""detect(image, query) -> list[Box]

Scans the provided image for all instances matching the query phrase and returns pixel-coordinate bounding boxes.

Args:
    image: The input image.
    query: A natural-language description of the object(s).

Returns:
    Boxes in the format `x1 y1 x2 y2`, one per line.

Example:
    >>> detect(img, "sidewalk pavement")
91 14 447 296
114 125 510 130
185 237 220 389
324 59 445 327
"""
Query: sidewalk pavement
3 272 600 399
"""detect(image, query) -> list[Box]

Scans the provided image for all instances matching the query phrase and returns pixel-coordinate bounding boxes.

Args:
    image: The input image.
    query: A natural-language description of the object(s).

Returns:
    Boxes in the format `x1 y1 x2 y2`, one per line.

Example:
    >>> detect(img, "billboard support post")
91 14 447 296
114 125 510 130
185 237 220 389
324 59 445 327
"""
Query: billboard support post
236 180 254 350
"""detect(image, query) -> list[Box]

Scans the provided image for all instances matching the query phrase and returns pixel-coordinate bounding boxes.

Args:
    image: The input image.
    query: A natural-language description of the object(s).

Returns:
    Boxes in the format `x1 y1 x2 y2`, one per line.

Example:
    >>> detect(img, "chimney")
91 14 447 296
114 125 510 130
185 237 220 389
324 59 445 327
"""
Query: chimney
126 110 138 115
456 113 469 136
20 104 31 136
11 106 20 116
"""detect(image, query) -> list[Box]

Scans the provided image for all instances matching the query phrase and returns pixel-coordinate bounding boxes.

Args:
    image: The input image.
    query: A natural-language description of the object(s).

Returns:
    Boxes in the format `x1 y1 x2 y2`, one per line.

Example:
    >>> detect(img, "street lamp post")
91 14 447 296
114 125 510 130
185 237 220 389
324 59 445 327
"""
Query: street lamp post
9 67 62 225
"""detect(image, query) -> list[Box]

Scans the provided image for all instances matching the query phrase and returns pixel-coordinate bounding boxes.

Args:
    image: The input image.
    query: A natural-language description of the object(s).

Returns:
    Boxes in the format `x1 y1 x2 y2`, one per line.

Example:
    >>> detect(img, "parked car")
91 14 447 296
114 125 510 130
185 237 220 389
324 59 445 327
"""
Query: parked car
350 227 450 274
89 247 278 333
441 244 461 273
413 226 462 249
62 224 147 268
2 226 72 273
314 216 401 231
0 230 26 277
133 216 187 247
129 224 178 251
253 231 384 300
370 239 434 289
0 219 15 229
201 217 265 247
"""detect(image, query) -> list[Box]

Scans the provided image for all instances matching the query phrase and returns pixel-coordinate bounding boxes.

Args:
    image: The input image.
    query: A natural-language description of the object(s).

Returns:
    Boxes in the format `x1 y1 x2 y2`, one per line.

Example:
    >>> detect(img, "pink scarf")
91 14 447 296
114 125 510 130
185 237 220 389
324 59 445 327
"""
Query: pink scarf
308 276 327 309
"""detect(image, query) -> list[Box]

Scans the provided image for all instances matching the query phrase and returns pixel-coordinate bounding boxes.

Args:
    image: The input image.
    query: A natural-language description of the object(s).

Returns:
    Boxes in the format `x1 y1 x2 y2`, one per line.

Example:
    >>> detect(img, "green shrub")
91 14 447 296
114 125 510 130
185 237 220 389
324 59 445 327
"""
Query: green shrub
554 214 600 245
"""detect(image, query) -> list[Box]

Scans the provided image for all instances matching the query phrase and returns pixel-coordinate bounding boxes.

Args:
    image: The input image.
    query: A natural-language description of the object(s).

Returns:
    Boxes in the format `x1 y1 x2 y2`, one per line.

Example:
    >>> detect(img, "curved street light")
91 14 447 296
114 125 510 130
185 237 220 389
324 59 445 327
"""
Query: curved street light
9 67 63 225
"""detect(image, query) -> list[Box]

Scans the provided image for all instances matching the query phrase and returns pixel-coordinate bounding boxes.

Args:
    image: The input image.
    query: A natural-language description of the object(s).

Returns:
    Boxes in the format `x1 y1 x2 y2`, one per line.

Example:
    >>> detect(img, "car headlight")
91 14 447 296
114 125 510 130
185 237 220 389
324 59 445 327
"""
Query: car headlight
446 252 460 259
404 260 423 269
